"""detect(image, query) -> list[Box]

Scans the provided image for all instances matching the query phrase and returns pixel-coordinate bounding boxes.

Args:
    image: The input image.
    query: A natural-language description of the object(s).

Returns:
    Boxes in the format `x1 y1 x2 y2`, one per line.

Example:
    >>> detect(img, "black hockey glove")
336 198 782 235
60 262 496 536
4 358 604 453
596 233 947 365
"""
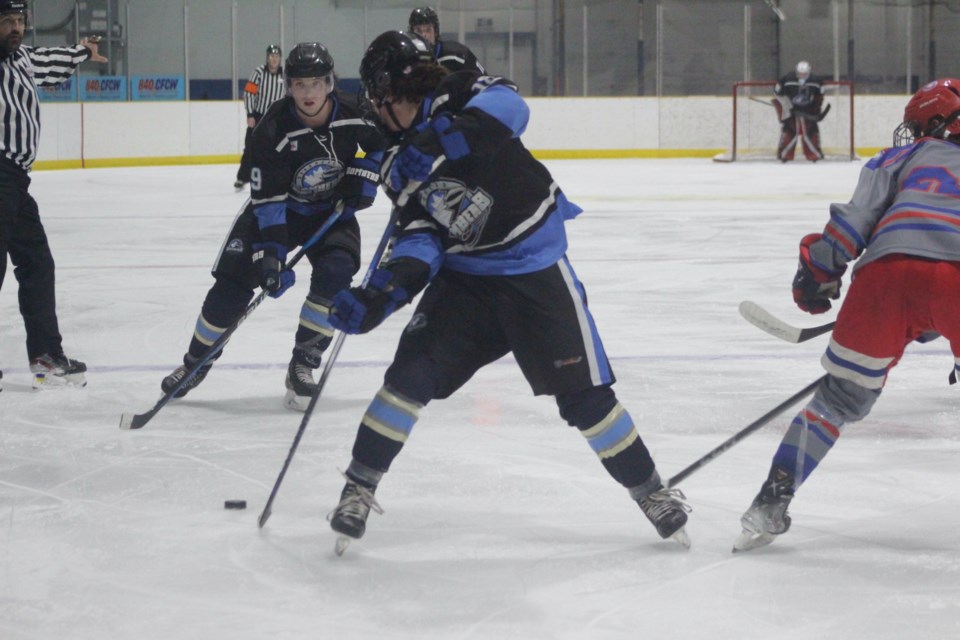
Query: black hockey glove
792 234 845 314
252 242 295 298
329 268 410 334
387 115 470 192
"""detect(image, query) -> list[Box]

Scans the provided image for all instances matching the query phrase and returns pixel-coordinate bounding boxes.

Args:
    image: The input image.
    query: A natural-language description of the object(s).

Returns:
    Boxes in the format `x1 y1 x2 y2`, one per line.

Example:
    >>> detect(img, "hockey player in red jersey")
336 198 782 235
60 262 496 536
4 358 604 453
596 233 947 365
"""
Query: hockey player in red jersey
735 78 960 551
773 60 826 162
324 31 690 555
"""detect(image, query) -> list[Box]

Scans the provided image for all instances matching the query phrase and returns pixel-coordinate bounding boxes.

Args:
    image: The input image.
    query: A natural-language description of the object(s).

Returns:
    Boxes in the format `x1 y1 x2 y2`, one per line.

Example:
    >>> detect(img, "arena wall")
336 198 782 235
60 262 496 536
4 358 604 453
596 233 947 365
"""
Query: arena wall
33 95 907 170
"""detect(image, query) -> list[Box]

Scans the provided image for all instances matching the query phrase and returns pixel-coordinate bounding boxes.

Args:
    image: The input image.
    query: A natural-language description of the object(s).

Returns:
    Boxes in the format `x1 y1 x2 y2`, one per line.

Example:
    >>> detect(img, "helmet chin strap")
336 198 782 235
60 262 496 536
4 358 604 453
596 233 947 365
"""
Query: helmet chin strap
381 99 412 133
296 94 329 120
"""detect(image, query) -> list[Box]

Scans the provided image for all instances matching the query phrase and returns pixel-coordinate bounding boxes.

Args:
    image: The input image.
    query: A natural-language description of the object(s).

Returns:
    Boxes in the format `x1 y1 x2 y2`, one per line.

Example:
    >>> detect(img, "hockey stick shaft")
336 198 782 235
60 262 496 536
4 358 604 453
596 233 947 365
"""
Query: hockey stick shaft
119 202 345 431
666 375 825 488
738 300 835 343
257 204 403 529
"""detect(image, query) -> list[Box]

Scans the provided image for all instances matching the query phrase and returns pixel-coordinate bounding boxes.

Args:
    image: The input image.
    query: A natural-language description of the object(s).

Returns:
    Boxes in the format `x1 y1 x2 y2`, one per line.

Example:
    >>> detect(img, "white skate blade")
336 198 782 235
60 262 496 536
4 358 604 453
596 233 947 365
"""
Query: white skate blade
283 390 310 412
732 529 777 553
32 372 87 389
669 527 692 549
334 535 352 556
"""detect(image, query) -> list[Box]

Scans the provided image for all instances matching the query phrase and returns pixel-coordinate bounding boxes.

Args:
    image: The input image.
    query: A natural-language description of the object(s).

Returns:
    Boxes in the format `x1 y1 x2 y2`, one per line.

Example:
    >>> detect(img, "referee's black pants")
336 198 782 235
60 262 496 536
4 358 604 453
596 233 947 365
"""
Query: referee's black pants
0 158 63 361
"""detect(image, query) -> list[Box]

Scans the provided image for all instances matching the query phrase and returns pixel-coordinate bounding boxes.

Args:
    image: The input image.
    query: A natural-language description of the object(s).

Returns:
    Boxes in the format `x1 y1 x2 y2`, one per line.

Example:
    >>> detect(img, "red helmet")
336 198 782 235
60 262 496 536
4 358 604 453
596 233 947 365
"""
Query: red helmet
896 78 960 145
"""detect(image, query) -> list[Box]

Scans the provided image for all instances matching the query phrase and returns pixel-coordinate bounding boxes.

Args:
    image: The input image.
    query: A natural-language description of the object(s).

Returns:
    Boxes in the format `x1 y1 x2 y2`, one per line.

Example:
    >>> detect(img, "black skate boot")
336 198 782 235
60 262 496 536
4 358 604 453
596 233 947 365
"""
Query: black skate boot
30 353 88 389
328 474 383 556
733 466 795 552
284 344 322 411
632 472 692 548
161 354 212 399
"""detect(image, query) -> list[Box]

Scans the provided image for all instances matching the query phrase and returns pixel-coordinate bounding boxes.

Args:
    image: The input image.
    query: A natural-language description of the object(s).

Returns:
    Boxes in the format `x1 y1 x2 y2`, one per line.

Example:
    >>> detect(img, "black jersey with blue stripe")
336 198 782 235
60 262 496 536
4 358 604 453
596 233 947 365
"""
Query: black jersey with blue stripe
249 92 386 249
384 72 583 280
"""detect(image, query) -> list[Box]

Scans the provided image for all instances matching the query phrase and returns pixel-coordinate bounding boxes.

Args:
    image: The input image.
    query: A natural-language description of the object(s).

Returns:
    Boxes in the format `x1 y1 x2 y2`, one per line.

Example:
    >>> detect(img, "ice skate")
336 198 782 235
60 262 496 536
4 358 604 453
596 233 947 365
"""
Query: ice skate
160 355 212 399
732 467 795 553
30 353 87 389
637 486 692 548
284 358 318 411
328 477 383 556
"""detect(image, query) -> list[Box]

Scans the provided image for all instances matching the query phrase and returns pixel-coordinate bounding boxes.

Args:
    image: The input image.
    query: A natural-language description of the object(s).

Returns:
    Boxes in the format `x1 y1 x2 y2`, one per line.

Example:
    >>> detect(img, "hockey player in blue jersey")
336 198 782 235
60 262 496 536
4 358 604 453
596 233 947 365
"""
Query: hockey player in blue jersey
735 78 960 551
325 31 690 554
160 43 385 411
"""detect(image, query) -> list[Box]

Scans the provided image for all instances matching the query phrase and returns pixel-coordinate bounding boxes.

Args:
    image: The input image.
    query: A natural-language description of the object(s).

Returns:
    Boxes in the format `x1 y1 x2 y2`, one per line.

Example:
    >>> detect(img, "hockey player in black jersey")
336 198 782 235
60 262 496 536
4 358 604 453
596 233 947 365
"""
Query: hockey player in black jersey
161 42 386 411
325 31 690 554
408 6 484 74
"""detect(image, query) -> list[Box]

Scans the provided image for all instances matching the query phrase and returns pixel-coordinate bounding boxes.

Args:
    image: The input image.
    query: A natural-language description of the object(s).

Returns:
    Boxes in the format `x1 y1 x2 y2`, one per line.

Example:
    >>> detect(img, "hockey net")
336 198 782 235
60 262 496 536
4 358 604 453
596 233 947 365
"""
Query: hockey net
714 80 856 162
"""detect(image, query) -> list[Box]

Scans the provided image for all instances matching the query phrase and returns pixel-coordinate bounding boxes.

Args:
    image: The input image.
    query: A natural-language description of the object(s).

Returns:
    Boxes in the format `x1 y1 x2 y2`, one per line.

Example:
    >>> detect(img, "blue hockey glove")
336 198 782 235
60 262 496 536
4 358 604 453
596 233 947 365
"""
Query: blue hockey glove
792 233 845 314
388 115 470 192
252 242 295 298
329 268 410 334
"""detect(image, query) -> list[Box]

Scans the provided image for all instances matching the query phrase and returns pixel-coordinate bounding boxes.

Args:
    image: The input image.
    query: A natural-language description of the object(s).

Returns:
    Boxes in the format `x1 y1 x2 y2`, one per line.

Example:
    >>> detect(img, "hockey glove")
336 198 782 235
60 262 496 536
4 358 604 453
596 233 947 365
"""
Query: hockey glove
329 268 410 334
792 233 845 314
252 242 295 298
388 115 470 192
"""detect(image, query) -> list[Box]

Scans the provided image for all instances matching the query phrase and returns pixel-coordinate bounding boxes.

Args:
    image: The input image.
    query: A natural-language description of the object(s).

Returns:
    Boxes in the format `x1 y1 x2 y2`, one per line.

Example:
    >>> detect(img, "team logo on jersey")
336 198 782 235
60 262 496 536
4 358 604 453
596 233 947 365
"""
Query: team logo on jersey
225 238 244 254
292 159 343 199
418 179 493 249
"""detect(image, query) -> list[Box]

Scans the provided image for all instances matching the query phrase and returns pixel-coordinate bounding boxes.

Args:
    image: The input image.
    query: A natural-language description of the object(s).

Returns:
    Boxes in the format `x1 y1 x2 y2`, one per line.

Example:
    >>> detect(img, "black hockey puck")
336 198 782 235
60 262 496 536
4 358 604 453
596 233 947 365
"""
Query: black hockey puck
224 500 247 510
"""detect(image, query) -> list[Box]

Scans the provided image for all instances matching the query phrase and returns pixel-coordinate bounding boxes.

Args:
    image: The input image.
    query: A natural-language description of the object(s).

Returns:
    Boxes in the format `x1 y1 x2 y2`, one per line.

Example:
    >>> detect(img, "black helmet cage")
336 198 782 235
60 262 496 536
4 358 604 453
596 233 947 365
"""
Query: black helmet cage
285 42 335 87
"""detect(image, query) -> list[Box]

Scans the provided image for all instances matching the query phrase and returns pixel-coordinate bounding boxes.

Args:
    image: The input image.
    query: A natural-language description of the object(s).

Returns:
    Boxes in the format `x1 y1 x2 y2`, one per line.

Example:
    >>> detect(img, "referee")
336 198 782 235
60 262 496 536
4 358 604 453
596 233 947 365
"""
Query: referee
235 44 285 190
0 0 107 390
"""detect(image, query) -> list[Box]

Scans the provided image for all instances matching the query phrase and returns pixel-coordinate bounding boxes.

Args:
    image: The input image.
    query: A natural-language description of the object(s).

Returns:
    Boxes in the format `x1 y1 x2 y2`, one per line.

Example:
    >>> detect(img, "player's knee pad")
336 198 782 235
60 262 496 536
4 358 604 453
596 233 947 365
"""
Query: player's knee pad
383 357 442 406
201 276 254 327
815 374 880 423
309 248 359 299
556 385 618 430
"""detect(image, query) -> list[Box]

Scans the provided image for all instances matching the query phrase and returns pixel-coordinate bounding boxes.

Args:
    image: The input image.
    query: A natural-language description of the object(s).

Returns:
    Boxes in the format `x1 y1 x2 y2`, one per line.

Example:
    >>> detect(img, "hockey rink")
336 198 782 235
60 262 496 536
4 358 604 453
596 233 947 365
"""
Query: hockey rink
1 159 958 639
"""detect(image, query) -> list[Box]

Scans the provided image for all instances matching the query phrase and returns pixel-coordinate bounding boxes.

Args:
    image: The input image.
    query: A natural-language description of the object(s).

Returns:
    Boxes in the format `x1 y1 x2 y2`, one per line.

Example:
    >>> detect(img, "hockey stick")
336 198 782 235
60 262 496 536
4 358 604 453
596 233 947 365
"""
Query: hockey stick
738 300 835 343
748 95 776 108
257 180 420 528
119 202 346 431
666 375 825 488
796 102 831 122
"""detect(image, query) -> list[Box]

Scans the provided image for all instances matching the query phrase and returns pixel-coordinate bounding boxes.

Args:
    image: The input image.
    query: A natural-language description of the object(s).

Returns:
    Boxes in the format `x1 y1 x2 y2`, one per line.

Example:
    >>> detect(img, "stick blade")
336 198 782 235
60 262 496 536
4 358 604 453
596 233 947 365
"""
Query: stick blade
119 411 151 430
257 507 272 529
738 300 802 342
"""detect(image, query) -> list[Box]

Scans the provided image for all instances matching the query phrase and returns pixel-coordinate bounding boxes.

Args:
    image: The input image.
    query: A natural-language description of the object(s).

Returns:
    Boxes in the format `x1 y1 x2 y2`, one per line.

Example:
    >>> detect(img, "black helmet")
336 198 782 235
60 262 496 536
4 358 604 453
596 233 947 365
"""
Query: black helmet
285 42 334 79
0 1 27 15
408 7 440 34
359 31 432 102
265 44 281 67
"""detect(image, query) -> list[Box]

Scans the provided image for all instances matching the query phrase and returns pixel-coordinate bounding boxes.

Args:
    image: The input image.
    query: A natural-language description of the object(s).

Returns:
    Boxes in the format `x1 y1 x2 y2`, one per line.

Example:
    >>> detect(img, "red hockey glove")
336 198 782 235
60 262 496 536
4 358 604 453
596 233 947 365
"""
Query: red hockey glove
792 233 845 314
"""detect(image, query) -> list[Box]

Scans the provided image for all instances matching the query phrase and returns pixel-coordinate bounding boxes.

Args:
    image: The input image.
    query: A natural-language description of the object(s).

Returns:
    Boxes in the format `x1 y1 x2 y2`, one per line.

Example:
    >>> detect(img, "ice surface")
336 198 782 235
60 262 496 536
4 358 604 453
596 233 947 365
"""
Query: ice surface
1 160 958 639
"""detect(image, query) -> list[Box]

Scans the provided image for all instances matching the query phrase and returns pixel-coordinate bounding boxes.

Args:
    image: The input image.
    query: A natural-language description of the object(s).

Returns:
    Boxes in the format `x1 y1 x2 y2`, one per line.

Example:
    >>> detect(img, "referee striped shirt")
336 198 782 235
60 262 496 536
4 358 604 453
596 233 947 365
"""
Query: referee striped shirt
243 65 285 117
0 44 90 171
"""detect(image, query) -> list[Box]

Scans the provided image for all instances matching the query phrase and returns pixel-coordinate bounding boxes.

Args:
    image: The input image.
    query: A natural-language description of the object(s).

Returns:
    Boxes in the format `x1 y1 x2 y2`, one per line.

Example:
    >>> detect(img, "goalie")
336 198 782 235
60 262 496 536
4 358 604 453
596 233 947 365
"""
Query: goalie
773 60 827 162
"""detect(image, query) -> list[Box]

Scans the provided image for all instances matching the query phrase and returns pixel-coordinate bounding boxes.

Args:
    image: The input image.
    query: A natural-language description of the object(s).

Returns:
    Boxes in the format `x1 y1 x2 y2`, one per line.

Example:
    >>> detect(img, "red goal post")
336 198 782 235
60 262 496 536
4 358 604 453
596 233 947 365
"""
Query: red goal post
714 80 856 162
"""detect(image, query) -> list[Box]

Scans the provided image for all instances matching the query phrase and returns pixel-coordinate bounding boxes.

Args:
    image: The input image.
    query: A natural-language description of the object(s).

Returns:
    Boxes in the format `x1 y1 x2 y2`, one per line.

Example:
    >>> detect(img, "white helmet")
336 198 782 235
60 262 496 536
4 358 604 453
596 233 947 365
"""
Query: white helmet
796 60 811 79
